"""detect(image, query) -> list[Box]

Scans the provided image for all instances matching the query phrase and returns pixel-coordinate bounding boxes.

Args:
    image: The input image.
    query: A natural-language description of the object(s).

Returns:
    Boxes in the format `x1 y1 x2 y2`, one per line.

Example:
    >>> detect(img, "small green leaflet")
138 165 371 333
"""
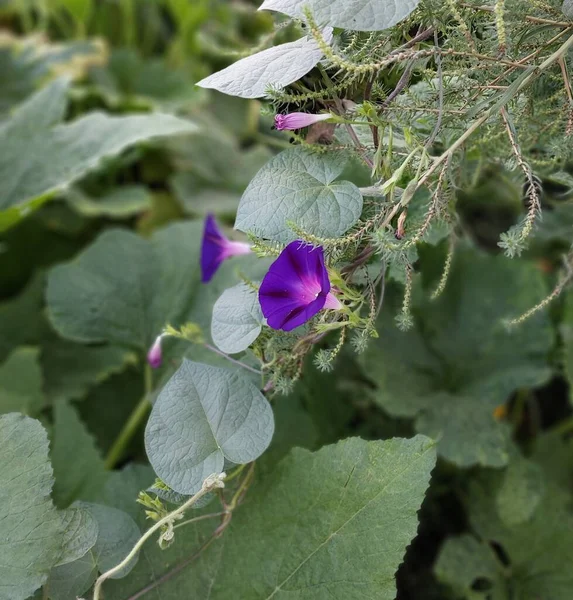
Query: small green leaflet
56 506 99 567
197 31 332 99
145 360 274 494
46 221 203 351
236 148 363 243
259 0 421 31
106 436 436 599
0 77 197 231
211 283 264 354
0 414 65 600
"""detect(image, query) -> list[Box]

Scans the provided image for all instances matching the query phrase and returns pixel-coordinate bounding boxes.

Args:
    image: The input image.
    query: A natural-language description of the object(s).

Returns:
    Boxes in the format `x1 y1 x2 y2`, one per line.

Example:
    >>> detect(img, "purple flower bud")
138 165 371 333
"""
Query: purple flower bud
259 241 342 332
274 112 333 131
201 213 251 283
147 335 164 369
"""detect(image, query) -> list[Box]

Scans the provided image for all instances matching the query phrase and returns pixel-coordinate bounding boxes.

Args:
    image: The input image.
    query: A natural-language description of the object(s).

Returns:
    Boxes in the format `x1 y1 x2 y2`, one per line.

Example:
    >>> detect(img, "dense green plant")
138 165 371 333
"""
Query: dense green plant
1 1 573 599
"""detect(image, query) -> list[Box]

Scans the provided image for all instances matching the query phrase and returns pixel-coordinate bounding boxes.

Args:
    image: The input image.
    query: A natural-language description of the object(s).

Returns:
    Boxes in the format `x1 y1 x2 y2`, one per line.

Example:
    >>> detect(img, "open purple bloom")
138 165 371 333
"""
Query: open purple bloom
259 241 342 332
147 334 164 369
274 112 333 131
201 213 251 283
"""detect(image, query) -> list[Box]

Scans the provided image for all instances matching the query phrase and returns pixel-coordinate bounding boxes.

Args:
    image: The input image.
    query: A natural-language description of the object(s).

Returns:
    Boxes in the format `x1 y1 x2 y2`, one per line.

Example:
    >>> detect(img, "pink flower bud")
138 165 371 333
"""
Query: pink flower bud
274 112 333 131
147 335 164 369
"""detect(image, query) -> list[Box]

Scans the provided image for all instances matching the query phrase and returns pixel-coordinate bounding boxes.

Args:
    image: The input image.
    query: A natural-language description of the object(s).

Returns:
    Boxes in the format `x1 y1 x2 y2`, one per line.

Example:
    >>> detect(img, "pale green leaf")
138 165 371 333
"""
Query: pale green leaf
0 347 45 416
0 413 65 600
259 0 421 31
106 436 436 599
236 148 363 243
0 78 197 230
41 339 137 402
145 360 274 494
86 503 141 578
46 221 203 351
197 33 331 99
56 506 99 567
211 283 264 354
51 401 108 507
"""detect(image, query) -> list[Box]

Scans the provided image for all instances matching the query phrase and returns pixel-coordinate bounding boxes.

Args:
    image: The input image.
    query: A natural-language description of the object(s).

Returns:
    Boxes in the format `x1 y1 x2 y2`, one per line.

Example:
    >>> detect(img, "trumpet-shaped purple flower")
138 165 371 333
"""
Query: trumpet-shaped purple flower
201 213 251 283
274 112 333 131
259 241 342 332
147 334 164 369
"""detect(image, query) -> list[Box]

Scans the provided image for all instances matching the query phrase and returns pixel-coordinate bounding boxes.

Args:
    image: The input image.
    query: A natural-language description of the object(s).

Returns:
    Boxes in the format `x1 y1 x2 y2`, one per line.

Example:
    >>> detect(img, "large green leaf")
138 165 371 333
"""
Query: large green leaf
0 413 65 600
46 221 203 351
235 148 363 243
0 78 197 231
0 347 45 416
211 283 264 354
51 401 108 507
145 360 274 494
106 435 436 599
259 0 421 31
41 339 137 402
360 246 554 467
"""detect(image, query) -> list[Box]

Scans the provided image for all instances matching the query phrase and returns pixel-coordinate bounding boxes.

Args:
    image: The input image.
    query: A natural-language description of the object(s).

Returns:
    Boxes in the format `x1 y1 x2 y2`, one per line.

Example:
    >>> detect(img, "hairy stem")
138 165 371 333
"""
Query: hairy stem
92 474 226 600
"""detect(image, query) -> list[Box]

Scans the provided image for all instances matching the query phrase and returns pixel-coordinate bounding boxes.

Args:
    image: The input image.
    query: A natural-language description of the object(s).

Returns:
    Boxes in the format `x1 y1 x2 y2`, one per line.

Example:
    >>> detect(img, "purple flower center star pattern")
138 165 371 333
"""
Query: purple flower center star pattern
274 112 333 131
259 241 342 332
201 213 251 283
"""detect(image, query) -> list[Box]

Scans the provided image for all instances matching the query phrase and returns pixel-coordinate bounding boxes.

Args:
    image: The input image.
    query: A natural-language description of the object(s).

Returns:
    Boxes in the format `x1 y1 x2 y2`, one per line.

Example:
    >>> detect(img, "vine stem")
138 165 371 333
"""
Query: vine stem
92 473 226 600
104 363 153 470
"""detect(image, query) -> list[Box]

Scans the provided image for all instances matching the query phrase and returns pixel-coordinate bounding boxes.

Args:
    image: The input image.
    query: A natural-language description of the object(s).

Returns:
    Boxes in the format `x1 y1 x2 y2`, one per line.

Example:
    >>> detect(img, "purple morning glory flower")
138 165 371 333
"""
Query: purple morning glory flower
147 334 164 369
274 112 333 131
201 213 251 283
259 241 342 332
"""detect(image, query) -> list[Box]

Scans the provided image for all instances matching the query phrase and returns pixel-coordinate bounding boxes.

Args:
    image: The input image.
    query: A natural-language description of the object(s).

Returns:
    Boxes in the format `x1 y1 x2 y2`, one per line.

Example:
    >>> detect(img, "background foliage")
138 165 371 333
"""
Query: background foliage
2 1 573 599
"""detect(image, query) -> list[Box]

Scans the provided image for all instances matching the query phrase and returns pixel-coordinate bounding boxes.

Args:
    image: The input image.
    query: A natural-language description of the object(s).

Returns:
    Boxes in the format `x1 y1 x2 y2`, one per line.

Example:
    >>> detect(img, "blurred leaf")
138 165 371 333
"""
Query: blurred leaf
259 0 420 31
197 31 331 99
107 436 435 599
56 506 98 567
0 413 65 600
0 77 197 231
51 401 108 507
360 246 554 467
88 48 202 110
0 347 45 416
0 35 105 114
47 552 97 600
435 534 504 599
236 147 363 243
47 221 203 351
211 282 263 354
66 185 152 218
41 339 137 402
145 360 274 494
495 455 545 526
0 274 48 362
